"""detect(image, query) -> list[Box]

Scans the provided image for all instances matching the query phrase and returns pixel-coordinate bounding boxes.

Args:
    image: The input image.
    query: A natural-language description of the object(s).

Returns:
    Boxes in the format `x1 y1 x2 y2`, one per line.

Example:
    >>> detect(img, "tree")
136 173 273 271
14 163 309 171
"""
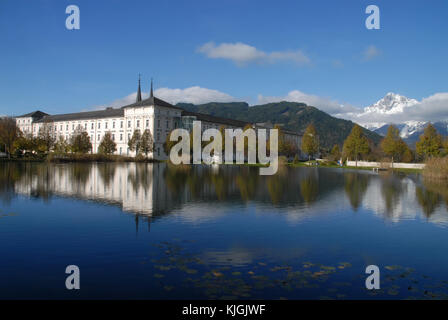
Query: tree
128 129 142 155
0 117 20 158
301 124 319 160
342 124 370 167
70 128 92 153
54 136 70 154
140 129 154 156
13 132 35 156
98 131 116 155
380 125 408 164
164 130 178 155
416 123 442 159
330 144 341 161
37 121 55 153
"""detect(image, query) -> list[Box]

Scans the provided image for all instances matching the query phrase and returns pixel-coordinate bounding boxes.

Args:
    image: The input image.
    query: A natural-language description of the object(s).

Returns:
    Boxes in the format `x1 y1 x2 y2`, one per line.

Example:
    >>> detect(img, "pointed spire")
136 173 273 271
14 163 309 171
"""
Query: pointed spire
136 74 142 102
150 78 154 98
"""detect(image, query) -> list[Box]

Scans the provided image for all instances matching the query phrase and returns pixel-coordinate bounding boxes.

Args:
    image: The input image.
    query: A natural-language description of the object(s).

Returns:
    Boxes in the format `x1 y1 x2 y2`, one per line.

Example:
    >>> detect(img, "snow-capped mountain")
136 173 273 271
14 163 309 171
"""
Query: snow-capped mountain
358 93 448 145
363 92 418 116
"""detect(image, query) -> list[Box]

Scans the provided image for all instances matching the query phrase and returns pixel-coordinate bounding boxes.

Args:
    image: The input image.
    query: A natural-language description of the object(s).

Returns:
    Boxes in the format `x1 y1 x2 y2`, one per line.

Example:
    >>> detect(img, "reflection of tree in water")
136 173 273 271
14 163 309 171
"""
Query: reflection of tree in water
267 174 286 205
416 186 441 218
0 162 23 204
26 163 53 201
164 163 190 198
380 173 403 218
299 174 318 205
69 163 90 186
420 179 448 211
127 163 153 194
344 172 369 211
97 163 117 188
235 167 259 201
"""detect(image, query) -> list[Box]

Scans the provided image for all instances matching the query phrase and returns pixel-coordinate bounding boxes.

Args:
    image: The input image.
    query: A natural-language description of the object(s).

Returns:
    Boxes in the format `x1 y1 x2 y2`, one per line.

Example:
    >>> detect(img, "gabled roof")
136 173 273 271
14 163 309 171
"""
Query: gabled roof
35 108 124 123
122 96 183 110
16 110 48 118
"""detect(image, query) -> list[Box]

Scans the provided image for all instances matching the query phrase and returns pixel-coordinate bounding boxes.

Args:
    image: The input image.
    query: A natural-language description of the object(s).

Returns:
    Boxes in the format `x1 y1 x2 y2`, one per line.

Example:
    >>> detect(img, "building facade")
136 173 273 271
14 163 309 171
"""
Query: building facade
14 80 303 160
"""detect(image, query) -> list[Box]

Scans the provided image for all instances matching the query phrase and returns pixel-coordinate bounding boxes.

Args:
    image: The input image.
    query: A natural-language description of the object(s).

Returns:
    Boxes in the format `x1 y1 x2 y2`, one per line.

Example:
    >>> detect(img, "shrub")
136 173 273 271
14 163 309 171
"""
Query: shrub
423 157 448 180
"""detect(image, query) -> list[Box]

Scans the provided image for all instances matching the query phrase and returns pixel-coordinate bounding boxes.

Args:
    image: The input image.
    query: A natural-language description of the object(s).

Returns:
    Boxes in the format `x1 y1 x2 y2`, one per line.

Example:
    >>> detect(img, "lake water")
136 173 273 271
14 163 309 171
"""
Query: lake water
1 162 448 299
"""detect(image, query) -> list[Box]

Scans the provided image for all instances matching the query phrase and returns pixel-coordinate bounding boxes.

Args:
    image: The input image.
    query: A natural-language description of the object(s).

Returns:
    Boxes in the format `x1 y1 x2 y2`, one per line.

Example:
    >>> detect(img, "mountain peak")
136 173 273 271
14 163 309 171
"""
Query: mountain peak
364 93 418 115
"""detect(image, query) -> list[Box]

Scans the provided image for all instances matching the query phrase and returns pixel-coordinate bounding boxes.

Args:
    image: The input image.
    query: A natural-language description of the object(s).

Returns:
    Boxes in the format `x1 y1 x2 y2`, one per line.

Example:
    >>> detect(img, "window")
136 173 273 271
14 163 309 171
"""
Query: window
60 125 62 130
98 123 101 129
128 134 130 140
128 121 131 127
166 120 169 129
91 123 94 129
98 134 100 141
120 134 123 141
157 132 160 141
137 120 140 128
120 121 123 128
158 119 160 127
84 123 87 130
105 122 108 129
66 124 68 130
146 119 149 127
112 134 115 141
113 122 115 129
157 147 160 156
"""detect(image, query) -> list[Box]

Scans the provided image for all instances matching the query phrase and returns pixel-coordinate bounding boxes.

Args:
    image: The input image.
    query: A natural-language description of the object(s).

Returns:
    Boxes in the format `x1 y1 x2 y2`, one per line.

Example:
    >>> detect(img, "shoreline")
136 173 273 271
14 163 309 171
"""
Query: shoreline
0 156 423 174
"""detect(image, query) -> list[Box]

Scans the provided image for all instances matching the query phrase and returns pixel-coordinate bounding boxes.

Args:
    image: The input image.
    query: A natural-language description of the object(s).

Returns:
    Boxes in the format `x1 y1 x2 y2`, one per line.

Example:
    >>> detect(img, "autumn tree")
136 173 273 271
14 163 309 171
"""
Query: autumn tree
380 125 408 163
342 124 370 167
98 131 116 155
301 124 319 161
70 128 92 153
330 144 341 161
416 123 442 159
140 129 154 156
0 117 19 158
128 129 142 155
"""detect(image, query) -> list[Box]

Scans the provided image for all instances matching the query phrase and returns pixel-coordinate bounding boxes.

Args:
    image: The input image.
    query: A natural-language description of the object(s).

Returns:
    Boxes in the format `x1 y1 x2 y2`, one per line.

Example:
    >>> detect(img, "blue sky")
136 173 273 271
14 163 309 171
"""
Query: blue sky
0 0 447 119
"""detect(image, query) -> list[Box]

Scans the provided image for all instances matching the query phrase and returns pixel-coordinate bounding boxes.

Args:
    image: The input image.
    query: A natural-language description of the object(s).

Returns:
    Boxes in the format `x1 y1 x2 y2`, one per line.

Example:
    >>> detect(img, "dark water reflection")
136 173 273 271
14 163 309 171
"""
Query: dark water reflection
1 162 448 299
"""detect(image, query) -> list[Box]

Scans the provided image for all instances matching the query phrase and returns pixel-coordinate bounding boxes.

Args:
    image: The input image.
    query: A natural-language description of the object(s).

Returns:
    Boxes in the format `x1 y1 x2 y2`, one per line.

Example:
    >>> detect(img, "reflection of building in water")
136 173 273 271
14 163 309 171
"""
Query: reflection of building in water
11 164 448 226
13 163 176 216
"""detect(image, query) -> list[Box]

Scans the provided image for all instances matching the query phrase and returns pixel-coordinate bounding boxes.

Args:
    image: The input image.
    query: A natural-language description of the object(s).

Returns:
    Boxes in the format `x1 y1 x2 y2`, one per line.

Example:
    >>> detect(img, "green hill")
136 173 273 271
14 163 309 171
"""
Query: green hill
176 101 381 149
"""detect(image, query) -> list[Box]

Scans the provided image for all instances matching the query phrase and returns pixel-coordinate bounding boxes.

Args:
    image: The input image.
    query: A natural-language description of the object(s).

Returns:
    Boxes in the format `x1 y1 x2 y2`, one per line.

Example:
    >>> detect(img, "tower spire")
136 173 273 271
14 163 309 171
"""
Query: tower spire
150 78 154 98
136 74 142 102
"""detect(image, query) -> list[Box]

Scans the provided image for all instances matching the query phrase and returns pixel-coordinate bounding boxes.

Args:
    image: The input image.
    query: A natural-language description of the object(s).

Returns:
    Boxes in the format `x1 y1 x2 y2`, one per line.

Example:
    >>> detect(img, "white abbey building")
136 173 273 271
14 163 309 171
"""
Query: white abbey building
15 80 302 160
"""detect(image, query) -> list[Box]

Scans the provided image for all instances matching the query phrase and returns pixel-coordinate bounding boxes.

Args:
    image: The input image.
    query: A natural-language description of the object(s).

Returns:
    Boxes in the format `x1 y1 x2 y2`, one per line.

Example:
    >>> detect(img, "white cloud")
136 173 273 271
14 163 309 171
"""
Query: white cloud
155 86 237 105
90 86 238 110
363 45 381 61
198 42 310 66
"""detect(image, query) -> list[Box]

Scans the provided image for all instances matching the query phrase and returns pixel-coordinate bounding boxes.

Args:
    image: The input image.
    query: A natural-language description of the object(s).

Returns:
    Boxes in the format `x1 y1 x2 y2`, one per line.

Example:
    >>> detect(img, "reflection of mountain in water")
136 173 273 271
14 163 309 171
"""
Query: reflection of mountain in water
2 163 448 226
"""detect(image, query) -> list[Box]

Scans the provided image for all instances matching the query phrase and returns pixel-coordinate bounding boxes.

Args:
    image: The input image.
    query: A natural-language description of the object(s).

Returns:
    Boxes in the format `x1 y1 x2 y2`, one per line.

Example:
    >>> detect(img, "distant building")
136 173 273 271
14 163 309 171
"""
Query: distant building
14 79 302 160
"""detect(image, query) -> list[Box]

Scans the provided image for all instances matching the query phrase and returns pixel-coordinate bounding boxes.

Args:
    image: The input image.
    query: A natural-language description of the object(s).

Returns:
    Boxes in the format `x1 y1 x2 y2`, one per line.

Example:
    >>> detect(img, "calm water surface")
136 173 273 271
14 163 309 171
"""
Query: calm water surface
1 162 448 299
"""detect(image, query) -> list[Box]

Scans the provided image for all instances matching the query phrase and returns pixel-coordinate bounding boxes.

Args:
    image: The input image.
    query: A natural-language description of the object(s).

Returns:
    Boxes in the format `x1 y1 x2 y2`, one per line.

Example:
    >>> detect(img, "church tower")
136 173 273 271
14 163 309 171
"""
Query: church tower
136 74 142 102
